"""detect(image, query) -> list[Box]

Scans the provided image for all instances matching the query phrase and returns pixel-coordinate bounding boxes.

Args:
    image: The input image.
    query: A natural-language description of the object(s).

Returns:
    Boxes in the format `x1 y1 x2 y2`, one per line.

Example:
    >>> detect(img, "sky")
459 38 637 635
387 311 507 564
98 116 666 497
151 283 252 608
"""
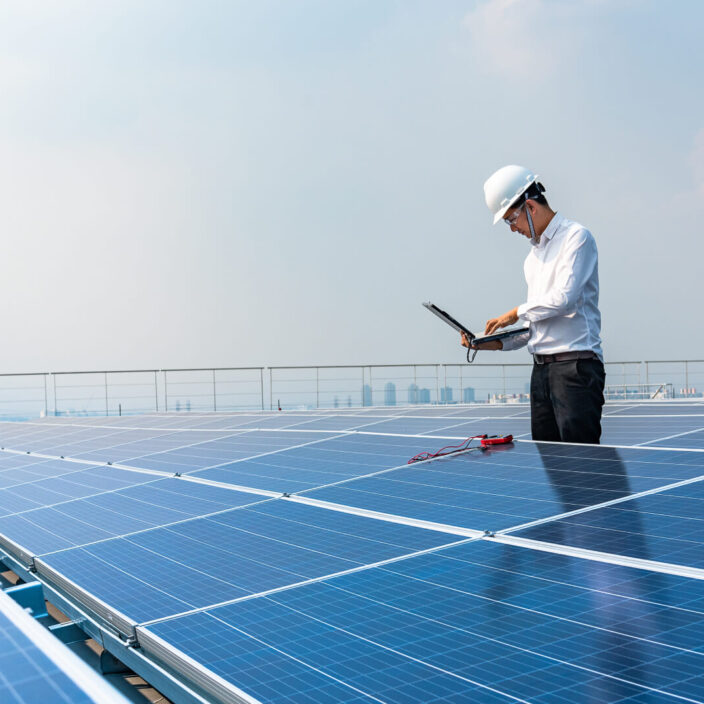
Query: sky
0 0 702 373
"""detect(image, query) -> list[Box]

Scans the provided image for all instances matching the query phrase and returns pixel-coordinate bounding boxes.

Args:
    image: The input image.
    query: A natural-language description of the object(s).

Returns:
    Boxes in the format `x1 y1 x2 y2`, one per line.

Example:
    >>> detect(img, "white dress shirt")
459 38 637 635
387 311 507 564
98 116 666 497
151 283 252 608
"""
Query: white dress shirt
501 212 603 359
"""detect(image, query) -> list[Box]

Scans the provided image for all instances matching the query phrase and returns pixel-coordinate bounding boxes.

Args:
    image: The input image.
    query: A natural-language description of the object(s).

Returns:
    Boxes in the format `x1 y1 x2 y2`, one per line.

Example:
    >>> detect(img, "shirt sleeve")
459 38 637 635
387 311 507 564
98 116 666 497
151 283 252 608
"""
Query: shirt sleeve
517 228 597 323
501 329 530 351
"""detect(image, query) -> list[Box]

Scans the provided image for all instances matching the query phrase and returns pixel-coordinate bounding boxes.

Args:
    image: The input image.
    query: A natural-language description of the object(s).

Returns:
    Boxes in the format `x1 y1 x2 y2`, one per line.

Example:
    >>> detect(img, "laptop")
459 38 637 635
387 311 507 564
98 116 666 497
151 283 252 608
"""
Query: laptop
422 301 529 346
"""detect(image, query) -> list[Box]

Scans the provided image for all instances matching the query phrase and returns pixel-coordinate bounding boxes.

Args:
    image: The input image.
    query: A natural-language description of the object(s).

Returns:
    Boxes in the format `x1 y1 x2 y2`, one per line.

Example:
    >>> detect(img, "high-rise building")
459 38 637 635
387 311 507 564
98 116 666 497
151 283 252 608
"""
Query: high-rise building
419 388 431 404
440 386 453 404
463 387 475 403
408 383 419 404
363 384 373 407
384 382 396 406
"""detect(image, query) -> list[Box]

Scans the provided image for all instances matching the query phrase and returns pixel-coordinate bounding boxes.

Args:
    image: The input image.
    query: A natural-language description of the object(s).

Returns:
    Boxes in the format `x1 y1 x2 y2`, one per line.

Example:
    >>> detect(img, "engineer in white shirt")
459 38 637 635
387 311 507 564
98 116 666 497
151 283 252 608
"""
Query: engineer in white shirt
461 165 605 444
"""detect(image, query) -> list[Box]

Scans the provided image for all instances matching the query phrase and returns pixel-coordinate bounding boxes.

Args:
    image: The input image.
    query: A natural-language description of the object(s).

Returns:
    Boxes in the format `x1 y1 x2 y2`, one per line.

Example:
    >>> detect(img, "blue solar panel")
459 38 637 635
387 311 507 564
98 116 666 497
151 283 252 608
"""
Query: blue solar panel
306 441 704 532
0 479 266 560
0 409 701 704
515 478 704 569
36 500 462 627
0 466 154 517
0 589 127 704
114 430 341 473
192 432 450 492
648 429 704 449
71 429 247 465
140 540 704 704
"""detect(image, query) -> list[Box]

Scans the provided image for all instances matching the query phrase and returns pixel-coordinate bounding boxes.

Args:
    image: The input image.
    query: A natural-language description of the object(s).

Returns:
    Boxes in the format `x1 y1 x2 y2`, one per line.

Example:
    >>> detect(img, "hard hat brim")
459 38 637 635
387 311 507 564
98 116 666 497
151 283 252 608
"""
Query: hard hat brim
491 179 537 226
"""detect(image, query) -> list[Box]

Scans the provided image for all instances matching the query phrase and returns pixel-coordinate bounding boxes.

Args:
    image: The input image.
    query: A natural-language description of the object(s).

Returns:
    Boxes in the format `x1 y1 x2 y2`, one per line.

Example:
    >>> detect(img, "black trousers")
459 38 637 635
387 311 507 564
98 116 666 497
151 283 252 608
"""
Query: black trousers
530 358 605 444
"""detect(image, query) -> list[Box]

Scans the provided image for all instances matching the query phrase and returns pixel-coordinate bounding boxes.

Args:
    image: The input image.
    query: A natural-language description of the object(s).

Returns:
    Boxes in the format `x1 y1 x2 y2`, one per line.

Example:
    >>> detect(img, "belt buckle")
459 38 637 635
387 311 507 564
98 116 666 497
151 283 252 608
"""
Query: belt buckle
534 353 545 365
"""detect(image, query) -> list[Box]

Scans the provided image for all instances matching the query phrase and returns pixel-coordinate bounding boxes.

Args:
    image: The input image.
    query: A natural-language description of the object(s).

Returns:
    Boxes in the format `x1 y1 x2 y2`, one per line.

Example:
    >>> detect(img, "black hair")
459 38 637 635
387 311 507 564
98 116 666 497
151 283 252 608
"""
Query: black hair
512 181 549 209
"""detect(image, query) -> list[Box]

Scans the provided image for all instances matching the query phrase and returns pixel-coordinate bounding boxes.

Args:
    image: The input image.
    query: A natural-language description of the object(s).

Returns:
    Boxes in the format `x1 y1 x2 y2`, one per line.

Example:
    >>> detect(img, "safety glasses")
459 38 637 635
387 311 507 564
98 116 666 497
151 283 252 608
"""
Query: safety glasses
503 201 525 227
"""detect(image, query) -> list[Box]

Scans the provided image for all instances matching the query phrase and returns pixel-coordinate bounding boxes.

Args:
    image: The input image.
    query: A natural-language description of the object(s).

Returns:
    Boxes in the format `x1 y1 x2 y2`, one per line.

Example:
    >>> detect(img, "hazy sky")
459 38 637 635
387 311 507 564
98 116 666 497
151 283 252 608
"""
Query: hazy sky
0 0 702 373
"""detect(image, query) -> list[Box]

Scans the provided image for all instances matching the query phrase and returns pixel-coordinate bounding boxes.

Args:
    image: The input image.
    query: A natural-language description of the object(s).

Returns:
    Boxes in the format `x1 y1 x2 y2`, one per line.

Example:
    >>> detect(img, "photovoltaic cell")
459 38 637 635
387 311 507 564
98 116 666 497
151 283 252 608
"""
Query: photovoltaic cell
36 500 462 628
0 589 127 704
0 478 266 561
305 441 704 532
515 478 704 569
192 432 455 492
139 540 704 704
648 429 704 449
118 430 341 474
0 466 154 517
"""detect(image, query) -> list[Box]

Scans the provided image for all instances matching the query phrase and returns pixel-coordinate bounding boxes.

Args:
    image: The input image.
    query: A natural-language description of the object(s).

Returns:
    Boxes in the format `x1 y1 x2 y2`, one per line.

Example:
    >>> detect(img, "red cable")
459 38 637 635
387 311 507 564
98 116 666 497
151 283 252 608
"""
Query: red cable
407 434 514 464
407 435 487 464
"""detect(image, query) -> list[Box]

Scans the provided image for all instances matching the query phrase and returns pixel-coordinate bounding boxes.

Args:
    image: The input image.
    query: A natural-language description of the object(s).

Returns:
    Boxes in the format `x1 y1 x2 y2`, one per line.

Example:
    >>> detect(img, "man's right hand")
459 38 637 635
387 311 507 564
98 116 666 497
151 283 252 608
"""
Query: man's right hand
460 332 503 351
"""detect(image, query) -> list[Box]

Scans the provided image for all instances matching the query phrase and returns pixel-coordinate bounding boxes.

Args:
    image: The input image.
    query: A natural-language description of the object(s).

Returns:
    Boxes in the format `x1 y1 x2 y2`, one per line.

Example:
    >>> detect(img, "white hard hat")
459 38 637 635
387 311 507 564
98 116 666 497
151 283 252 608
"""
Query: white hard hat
483 165 539 225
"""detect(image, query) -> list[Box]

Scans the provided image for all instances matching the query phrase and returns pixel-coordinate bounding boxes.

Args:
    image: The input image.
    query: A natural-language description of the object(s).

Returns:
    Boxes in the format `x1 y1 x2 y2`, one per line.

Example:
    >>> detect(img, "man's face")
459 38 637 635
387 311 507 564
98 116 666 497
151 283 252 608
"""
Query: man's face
504 202 531 239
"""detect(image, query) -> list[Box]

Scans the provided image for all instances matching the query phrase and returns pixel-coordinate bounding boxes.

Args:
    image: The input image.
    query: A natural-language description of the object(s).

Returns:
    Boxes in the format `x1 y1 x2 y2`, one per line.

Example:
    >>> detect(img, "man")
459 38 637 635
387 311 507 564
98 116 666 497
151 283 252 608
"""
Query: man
462 165 605 444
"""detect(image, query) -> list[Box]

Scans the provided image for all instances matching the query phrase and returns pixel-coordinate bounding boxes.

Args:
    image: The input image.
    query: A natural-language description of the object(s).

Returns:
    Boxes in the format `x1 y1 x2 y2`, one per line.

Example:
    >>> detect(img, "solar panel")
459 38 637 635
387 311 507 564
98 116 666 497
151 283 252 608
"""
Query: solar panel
96 430 343 473
34 500 464 634
0 478 268 564
137 540 704 704
648 429 704 449
0 465 154 518
0 407 701 704
305 441 704 533
514 477 704 569
190 432 444 493
0 588 128 704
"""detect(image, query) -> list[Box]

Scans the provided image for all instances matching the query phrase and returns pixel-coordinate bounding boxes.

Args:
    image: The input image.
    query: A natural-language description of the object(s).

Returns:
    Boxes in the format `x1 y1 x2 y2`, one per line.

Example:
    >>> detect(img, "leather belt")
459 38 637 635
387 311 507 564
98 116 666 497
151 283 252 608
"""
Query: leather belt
533 351 599 365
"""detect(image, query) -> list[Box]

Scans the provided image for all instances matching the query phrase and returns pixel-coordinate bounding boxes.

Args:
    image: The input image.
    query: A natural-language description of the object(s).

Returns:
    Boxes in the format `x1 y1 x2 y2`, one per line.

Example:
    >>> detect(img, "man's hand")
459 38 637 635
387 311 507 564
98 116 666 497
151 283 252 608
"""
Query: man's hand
484 307 519 336
461 332 503 351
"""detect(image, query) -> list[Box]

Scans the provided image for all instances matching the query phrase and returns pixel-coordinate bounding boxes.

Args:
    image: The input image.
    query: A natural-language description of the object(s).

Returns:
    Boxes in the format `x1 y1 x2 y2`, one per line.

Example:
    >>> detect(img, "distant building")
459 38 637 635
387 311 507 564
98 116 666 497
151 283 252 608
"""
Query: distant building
384 382 396 406
333 396 339 408
363 384 373 407
440 386 453 404
419 388 431 404
463 387 475 403
408 383 419 404
347 395 352 407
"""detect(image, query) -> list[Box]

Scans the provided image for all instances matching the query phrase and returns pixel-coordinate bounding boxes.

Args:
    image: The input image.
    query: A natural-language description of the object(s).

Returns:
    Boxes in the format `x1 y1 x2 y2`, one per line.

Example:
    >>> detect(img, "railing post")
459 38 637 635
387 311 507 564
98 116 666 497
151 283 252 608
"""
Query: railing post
443 365 447 404
645 361 649 388
212 369 217 412
685 360 689 396
260 368 264 411
435 365 439 405
104 372 109 416
154 371 159 413
502 365 506 398
316 367 319 409
459 364 463 404
369 366 373 408
43 374 48 417
53 374 57 417
269 368 273 410
361 367 365 407
164 371 168 413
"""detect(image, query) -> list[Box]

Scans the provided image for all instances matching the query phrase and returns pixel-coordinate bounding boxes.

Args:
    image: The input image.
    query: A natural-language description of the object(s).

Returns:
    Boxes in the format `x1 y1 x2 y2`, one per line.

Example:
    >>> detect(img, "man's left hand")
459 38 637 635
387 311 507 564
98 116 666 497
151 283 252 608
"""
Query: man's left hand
484 307 519 336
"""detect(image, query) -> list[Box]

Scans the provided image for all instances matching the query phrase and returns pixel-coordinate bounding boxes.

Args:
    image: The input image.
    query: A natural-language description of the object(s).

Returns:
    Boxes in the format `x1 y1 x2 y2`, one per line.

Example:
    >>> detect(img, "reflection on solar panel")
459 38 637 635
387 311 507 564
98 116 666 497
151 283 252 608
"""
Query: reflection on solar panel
0 402 703 703
0 588 128 703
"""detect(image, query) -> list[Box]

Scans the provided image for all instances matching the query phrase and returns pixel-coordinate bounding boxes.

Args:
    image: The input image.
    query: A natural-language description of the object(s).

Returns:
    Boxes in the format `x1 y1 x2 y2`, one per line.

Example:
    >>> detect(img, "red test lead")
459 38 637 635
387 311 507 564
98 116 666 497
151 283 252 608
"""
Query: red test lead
407 434 514 464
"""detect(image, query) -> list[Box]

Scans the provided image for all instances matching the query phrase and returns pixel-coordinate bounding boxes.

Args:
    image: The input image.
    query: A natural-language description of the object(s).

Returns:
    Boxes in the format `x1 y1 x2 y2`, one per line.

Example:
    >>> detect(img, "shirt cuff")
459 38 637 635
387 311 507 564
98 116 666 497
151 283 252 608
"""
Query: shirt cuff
517 303 529 320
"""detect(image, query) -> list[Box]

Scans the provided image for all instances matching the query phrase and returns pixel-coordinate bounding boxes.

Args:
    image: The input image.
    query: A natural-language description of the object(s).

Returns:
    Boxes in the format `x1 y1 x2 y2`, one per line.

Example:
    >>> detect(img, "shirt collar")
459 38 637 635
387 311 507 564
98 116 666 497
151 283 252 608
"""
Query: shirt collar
541 212 562 243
